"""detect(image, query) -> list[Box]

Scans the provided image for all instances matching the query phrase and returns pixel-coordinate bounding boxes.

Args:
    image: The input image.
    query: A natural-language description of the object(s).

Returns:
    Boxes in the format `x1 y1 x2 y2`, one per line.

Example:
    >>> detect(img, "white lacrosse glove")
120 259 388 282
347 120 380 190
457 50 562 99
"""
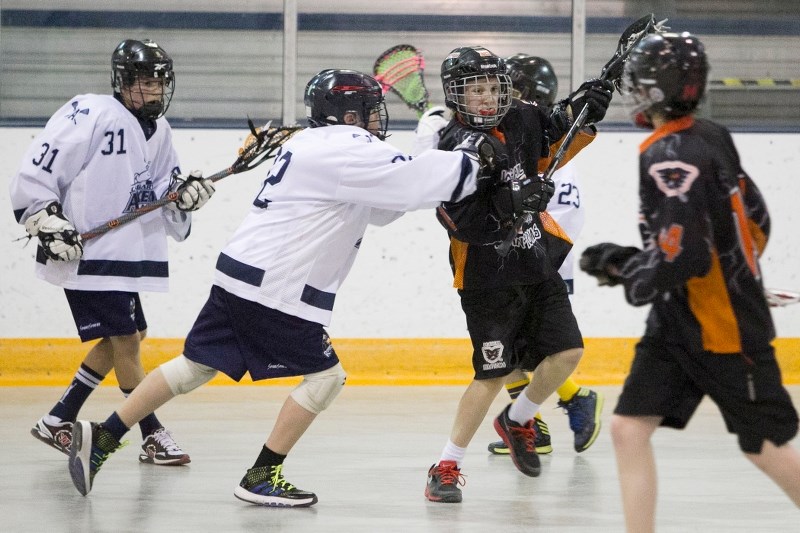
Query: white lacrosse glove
170 170 216 212
24 201 83 261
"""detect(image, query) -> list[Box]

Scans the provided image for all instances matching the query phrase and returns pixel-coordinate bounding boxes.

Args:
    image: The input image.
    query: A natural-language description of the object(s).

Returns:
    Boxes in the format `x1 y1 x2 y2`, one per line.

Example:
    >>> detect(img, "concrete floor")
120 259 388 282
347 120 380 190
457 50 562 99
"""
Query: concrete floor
1 385 798 532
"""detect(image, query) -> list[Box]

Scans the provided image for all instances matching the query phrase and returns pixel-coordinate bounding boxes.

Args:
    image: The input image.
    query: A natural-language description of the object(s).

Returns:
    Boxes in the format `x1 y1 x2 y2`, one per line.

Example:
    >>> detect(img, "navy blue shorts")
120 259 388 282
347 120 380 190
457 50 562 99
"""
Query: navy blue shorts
183 285 340 382
64 289 147 342
615 336 799 453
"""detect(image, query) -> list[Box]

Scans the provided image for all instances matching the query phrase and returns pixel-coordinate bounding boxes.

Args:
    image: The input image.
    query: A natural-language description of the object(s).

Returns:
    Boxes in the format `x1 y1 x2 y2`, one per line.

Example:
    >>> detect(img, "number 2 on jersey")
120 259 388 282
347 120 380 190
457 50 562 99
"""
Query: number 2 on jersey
253 150 293 208
557 182 580 208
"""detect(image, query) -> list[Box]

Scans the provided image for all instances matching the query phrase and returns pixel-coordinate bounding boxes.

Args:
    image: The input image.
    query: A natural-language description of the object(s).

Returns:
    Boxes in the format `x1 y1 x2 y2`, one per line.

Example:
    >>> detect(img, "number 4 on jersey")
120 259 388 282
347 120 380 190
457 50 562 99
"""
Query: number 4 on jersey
658 223 684 262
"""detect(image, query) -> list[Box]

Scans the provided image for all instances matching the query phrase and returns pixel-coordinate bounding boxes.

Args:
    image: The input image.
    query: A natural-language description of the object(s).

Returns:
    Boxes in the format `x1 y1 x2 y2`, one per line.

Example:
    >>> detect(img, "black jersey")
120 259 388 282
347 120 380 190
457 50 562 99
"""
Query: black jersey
436 100 593 290
619 116 774 354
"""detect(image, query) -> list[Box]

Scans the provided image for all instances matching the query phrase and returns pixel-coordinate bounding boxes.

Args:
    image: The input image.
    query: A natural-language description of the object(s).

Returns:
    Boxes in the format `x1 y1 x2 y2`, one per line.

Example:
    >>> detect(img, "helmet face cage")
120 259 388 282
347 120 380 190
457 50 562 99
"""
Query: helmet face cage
621 32 708 125
111 39 175 120
441 46 512 129
304 69 389 139
505 54 558 108
444 74 512 129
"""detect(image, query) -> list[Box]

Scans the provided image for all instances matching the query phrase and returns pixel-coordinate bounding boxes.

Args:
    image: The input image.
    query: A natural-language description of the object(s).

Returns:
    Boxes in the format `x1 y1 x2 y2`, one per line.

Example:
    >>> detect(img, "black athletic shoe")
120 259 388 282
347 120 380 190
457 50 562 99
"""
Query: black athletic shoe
488 417 552 455
424 460 464 503
493 404 541 477
69 421 124 496
234 465 318 507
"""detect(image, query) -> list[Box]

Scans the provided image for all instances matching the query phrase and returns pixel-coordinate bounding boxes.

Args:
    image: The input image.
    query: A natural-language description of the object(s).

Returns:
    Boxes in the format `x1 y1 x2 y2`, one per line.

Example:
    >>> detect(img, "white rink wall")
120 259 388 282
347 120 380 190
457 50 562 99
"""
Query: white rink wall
2 127 799 339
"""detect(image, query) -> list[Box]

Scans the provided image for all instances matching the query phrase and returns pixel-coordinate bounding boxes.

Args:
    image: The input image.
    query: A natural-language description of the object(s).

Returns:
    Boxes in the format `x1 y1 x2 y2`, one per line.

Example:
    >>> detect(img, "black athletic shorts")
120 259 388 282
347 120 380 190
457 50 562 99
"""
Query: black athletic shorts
615 335 799 453
459 273 583 380
183 285 341 382
64 289 147 342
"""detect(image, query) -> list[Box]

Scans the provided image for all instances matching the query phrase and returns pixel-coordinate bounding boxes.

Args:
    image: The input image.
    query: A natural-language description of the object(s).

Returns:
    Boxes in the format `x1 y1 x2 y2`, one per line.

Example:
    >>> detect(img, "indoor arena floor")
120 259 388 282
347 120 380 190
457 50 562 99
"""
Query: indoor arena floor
2 385 798 532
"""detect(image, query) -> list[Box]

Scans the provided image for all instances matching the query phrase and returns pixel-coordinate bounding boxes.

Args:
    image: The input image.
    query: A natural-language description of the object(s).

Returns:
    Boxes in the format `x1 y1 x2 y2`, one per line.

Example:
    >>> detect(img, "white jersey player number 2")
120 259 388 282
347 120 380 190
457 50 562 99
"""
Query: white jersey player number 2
254 150 293 208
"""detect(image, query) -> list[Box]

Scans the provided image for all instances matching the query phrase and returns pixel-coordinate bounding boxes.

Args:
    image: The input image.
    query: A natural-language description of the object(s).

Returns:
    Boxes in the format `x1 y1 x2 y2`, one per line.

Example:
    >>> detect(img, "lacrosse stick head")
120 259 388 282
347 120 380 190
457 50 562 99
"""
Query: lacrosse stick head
600 14 665 89
235 119 302 172
373 44 431 117
620 31 708 128
440 46 513 130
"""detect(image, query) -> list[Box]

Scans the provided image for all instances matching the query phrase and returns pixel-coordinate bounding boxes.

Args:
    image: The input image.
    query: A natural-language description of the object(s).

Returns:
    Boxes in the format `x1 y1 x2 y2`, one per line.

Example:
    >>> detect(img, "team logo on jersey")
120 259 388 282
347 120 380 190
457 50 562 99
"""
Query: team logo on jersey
481 341 507 371
510 221 542 250
123 161 158 213
500 163 526 183
66 101 90 124
648 161 699 199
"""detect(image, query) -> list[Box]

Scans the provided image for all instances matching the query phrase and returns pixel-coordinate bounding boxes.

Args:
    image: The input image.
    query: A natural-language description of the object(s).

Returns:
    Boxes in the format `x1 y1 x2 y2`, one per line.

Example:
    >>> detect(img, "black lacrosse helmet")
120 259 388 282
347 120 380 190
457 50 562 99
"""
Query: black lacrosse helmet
440 46 512 129
504 54 558 108
111 39 175 119
304 69 389 139
621 32 708 128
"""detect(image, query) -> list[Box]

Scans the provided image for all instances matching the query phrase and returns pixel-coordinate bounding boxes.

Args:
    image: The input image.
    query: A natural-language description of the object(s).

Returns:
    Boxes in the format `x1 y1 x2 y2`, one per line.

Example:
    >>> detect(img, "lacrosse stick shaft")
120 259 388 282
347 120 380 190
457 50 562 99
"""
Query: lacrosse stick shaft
541 23 647 182
496 15 656 257
80 123 301 241
79 166 235 241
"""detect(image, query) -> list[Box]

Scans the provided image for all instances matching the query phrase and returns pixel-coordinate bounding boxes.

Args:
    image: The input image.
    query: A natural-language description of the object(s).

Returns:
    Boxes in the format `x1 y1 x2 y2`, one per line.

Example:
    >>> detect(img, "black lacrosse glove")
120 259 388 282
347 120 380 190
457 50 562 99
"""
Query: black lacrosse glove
579 243 640 286
568 78 615 125
493 174 555 225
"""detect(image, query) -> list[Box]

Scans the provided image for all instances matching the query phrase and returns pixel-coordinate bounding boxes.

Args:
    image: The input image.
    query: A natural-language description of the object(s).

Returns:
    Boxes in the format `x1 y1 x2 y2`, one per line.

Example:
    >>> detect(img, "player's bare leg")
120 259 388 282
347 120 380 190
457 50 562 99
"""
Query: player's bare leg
426 377 504 502
611 414 661 533
109 332 146 387
525 348 583 405
107 335 189 466
266 396 317 454
115 368 176 428
745 440 800 507
83 338 115 376
450 377 505 447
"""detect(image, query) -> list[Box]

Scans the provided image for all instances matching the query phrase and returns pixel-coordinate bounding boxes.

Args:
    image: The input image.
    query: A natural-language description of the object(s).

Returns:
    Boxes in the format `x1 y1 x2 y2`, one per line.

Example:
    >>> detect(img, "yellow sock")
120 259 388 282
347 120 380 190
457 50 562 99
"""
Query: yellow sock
504 375 531 400
556 378 581 402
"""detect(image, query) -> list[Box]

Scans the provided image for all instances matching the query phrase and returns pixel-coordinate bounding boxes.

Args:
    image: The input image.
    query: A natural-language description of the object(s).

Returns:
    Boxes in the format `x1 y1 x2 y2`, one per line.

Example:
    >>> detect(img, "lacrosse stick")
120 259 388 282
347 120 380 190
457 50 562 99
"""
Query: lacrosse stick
495 14 665 256
765 288 800 307
79 120 302 241
373 44 431 117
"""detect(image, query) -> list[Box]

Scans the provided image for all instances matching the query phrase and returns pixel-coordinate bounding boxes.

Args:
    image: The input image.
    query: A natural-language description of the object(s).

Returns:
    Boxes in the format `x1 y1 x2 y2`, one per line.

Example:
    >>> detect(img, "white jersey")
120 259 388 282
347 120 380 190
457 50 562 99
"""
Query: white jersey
412 109 585 290
412 106 450 156
9 94 190 292
214 124 478 325
545 160 584 290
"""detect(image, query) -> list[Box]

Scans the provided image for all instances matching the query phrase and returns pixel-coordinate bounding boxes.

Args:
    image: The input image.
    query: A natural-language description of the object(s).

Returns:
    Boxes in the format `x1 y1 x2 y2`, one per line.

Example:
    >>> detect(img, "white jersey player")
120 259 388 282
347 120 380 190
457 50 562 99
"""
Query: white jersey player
411 53 602 458
10 39 215 467
11 93 189 291
67 68 489 507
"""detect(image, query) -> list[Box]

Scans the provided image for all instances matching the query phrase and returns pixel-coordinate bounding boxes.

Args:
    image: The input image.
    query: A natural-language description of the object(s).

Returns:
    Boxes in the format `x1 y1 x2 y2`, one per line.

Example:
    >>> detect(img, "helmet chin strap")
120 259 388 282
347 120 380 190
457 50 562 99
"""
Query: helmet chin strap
135 101 164 120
